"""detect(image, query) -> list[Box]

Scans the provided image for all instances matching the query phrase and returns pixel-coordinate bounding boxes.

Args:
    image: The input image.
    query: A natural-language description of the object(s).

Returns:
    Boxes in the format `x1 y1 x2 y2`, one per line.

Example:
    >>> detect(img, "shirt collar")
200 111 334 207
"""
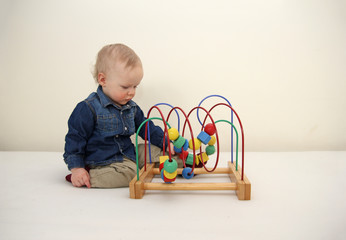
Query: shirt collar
96 85 137 110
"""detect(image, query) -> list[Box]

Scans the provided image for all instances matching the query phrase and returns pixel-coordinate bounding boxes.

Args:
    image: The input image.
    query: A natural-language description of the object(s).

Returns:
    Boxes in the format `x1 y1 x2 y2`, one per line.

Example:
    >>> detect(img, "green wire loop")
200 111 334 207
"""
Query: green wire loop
135 117 171 180
135 118 239 180
215 120 239 171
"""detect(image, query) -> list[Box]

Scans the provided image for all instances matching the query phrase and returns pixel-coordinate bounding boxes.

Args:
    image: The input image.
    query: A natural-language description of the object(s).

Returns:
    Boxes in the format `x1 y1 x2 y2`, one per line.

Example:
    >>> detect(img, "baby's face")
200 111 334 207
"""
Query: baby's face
100 61 143 106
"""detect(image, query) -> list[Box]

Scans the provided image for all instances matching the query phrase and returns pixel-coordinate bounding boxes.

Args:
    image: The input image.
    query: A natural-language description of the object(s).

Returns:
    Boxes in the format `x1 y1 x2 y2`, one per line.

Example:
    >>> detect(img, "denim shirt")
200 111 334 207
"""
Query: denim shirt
63 86 166 170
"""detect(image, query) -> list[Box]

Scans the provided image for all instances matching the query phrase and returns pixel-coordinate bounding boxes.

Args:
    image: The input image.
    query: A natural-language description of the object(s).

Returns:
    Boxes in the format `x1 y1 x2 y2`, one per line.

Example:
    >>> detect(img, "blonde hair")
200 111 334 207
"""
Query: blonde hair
92 43 142 82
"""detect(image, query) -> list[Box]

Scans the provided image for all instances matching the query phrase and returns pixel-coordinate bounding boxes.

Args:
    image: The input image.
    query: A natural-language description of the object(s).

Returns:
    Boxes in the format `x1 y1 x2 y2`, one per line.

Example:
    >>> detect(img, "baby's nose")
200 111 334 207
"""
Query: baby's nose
128 88 136 96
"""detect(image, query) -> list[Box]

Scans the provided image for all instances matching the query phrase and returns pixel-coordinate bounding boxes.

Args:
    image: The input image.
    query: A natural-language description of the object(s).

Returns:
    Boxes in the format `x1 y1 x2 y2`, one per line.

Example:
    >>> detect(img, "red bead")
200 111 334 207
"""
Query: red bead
164 175 176 183
179 150 189 160
161 170 176 183
204 123 216 136
159 162 165 171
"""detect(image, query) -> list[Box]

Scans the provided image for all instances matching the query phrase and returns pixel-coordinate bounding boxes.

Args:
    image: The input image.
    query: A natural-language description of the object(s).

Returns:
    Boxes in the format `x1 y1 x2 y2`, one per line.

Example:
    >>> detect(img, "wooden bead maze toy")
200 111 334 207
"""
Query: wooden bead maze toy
129 95 251 200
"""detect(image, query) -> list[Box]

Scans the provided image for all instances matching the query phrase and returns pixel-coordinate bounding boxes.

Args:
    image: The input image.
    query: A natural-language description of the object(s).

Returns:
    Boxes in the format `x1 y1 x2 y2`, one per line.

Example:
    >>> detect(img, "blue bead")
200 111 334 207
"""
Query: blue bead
174 146 182 153
182 167 194 179
160 170 165 181
197 131 211 145
183 139 189 151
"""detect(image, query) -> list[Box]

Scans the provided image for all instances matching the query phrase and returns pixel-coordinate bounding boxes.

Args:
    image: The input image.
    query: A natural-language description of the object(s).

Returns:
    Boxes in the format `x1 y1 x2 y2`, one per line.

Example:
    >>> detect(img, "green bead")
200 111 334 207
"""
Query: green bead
174 136 186 148
206 145 216 155
164 159 178 173
185 153 194 165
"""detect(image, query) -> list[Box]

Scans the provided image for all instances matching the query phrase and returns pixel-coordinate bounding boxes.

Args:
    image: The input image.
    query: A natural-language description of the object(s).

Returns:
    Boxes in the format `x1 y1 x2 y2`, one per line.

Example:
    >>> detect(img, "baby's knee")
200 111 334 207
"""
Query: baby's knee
89 161 136 188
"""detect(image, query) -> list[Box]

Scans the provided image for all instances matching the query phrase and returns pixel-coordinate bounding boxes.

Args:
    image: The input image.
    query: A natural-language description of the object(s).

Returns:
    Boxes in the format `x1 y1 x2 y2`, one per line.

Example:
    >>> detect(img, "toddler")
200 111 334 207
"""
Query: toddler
63 43 175 188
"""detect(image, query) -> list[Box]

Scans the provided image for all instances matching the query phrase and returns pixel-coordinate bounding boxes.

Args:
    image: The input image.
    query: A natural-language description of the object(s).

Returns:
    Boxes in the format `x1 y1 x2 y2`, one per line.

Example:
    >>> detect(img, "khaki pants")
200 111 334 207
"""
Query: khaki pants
89 144 181 188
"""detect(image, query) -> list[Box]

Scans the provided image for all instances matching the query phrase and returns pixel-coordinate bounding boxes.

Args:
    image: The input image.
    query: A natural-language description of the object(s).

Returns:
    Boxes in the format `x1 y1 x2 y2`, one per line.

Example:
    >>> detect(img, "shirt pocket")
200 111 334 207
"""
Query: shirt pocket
123 111 135 134
96 114 120 133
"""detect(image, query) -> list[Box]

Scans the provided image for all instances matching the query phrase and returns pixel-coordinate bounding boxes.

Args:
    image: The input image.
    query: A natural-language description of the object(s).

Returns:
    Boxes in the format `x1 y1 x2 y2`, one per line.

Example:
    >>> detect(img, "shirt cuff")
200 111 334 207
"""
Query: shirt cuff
65 155 85 170
161 136 170 150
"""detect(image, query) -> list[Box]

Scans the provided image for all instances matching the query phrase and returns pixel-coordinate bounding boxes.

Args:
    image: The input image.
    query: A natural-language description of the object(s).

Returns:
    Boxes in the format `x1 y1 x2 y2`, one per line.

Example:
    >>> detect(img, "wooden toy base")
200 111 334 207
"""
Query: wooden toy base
129 161 251 200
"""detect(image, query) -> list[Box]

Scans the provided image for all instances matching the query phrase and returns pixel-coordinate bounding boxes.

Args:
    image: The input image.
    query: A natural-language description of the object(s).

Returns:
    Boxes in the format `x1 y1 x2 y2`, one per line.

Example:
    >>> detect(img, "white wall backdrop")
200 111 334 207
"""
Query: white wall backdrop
1 0 345 152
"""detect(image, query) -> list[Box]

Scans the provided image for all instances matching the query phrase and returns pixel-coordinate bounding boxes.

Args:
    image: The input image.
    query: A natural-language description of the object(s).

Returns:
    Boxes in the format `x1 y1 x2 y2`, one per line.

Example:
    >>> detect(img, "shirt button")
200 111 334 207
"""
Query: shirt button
125 127 128 131
116 135 119 138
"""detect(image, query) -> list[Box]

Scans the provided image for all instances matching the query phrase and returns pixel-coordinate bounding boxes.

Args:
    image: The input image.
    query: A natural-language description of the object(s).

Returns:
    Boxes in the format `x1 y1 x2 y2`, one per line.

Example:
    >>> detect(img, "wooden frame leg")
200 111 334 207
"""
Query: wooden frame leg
129 163 155 199
228 161 251 200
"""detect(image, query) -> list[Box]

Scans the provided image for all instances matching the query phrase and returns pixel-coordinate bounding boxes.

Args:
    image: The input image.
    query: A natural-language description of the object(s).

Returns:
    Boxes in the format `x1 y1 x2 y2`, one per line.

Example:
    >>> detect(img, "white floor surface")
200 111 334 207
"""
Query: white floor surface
1 151 346 240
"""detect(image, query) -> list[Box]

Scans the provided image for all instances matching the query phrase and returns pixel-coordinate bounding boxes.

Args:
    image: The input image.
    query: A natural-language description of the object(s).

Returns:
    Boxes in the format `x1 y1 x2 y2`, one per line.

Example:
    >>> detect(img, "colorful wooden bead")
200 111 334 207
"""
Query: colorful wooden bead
163 170 177 179
195 155 200 165
185 153 194 165
208 135 216 145
179 150 189 160
173 135 186 149
159 155 169 164
189 138 201 150
174 146 182 153
182 167 194 179
183 139 189 151
168 127 179 141
164 176 176 183
197 131 211 145
164 159 178 173
159 162 165 171
204 123 216 135
161 170 174 183
206 145 216 155
197 152 209 163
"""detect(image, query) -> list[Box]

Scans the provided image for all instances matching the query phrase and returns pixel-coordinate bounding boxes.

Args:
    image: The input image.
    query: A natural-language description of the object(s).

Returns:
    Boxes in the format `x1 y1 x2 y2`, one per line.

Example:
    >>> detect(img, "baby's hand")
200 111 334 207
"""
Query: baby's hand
169 142 176 155
71 168 91 188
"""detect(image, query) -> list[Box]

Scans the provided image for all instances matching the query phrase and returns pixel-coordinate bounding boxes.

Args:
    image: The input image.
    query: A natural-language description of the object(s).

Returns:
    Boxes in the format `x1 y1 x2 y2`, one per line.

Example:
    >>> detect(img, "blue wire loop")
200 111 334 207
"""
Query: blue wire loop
197 95 234 163
144 97 234 165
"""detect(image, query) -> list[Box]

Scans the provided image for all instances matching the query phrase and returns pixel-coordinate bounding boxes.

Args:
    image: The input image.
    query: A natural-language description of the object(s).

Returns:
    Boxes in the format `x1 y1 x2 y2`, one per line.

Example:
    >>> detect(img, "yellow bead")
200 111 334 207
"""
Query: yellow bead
208 135 216 145
168 128 179 141
198 152 209 163
163 170 177 179
159 155 169 164
189 138 201 150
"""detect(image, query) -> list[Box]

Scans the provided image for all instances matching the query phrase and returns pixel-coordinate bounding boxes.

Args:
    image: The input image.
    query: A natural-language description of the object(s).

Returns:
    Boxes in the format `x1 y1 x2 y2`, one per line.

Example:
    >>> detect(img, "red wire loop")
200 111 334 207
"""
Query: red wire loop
208 103 245 180
143 102 245 181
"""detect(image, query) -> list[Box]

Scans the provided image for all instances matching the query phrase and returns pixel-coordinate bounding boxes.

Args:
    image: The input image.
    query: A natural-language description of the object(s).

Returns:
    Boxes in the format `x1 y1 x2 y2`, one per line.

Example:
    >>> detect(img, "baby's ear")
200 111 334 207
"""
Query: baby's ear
97 73 106 86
